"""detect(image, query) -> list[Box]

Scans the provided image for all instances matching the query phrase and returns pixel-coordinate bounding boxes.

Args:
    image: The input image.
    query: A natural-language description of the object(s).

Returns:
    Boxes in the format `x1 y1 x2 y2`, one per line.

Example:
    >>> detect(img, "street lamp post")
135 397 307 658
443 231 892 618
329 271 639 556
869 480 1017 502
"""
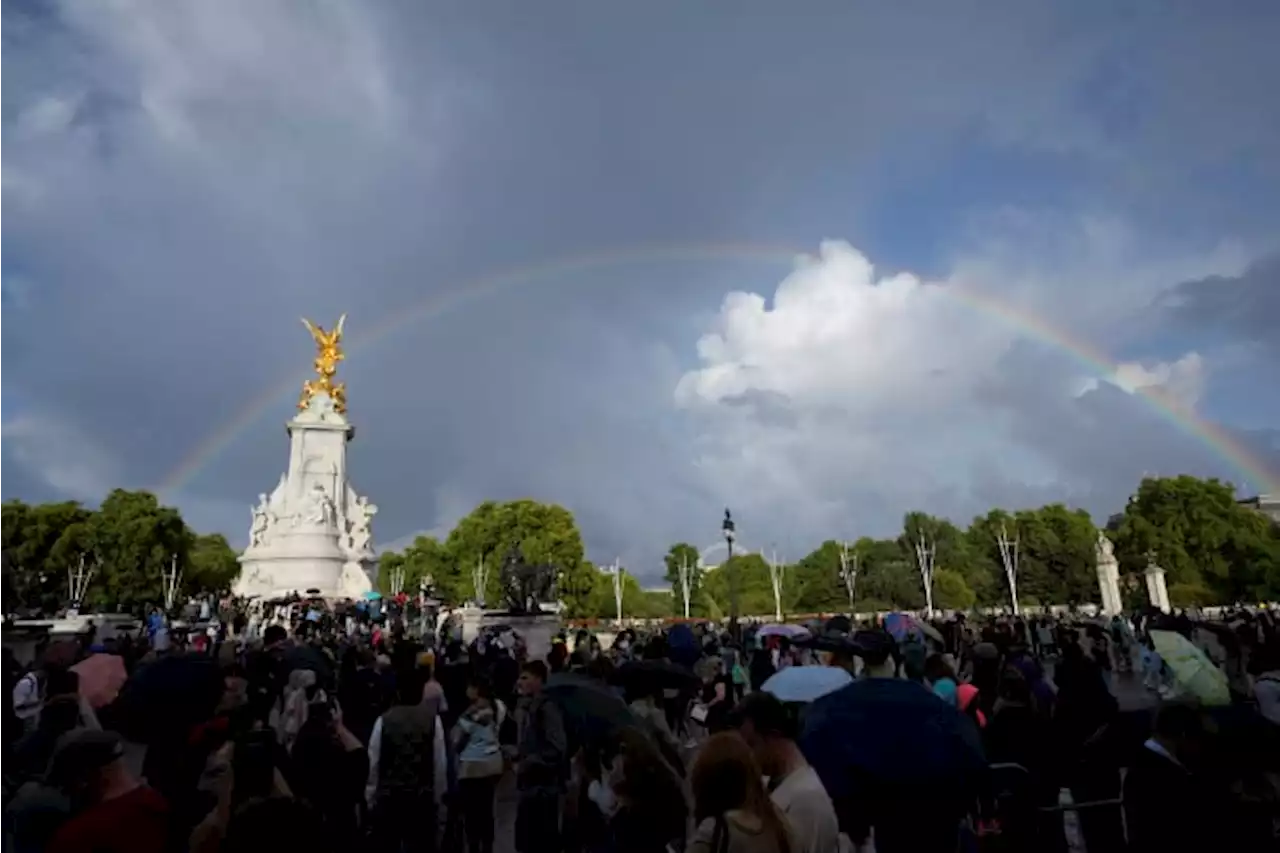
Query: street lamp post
722 508 738 636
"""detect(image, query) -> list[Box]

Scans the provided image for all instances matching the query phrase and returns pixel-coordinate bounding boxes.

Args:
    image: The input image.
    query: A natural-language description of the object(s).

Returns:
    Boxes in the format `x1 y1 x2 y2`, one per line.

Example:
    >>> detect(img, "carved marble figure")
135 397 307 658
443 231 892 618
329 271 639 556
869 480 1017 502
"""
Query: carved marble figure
1095 531 1115 564
303 482 337 527
348 496 377 555
250 494 271 547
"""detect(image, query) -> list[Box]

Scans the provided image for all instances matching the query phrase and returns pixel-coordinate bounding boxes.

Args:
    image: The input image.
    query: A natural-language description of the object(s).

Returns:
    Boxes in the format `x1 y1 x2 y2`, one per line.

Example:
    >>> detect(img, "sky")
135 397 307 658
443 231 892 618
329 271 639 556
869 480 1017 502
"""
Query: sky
4 1 1279 581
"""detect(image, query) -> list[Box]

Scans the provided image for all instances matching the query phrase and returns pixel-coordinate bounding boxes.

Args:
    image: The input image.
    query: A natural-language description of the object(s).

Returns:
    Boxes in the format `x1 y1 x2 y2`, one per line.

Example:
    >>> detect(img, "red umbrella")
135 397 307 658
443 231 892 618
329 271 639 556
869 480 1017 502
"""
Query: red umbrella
71 653 128 708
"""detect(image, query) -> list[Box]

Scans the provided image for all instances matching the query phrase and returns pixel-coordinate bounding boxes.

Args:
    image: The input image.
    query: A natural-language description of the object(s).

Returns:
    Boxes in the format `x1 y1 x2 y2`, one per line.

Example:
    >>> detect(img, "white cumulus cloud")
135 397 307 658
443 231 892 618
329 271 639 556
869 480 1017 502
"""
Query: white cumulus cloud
1112 353 1207 411
675 241 1006 415
1072 352 1207 413
673 234 1253 544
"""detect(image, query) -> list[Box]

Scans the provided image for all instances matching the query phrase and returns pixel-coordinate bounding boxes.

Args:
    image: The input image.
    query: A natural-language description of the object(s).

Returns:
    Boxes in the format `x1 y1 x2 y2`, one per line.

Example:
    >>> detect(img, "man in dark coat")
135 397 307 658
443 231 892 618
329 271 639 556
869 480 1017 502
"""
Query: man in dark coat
1122 702 1216 853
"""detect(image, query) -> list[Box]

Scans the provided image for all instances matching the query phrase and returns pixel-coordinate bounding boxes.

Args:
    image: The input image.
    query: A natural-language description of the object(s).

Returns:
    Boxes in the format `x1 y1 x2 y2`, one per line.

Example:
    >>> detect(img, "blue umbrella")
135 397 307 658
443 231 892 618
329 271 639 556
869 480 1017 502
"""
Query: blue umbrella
762 665 852 703
800 677 986 798
882 612 921 643
666 623 700 669
363 591 382 600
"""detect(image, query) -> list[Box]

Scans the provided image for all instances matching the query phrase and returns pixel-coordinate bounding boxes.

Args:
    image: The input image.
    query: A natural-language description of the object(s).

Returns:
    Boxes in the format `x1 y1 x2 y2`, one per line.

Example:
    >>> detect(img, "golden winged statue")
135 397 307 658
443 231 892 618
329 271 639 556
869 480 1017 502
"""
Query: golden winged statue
298 313 348 414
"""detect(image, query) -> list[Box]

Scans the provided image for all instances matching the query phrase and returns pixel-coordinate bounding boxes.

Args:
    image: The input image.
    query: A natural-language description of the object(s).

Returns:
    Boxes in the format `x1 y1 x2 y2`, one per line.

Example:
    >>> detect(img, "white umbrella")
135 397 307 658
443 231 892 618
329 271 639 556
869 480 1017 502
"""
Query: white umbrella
763 665 852 703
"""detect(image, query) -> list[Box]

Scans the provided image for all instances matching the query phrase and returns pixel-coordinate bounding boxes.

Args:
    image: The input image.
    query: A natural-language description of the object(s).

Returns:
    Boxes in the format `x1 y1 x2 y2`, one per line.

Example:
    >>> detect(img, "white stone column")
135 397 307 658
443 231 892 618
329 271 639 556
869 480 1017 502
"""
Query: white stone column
1144 563 1171 613
1096 561 1122 616
1094 533 1123 617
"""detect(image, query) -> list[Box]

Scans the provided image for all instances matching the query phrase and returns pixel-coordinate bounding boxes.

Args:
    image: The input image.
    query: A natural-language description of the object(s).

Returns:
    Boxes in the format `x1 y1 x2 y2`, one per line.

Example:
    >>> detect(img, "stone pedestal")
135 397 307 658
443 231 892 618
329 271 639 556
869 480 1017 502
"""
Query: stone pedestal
234 392 379 600
457 608 560 661
1096 561 1122 617
1144 564 1171 614
1094 533 1123 617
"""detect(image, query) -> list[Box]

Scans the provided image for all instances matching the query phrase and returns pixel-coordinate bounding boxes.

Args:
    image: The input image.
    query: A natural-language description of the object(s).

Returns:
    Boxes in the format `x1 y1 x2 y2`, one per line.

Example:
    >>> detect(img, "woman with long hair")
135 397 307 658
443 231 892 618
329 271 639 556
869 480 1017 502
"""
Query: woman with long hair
687 732 792 853
585 727 688 853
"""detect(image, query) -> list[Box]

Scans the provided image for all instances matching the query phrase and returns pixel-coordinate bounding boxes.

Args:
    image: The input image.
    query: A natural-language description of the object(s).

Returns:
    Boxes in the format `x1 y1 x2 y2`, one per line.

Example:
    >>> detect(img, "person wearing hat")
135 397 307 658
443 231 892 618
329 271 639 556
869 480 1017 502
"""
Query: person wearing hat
46 730 170 853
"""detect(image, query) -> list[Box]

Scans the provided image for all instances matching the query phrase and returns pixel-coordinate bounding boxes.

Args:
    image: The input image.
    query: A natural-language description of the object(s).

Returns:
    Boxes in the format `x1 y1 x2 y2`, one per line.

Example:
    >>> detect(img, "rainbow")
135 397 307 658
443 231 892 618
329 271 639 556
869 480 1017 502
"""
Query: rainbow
159 242 1280 495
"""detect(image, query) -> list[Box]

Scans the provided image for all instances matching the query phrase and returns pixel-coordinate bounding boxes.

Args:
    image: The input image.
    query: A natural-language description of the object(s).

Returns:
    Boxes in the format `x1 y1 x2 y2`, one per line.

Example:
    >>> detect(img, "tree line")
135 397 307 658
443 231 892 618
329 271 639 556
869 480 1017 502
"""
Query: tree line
3 476 1277 618
386 476 1280 619
2 489 241 613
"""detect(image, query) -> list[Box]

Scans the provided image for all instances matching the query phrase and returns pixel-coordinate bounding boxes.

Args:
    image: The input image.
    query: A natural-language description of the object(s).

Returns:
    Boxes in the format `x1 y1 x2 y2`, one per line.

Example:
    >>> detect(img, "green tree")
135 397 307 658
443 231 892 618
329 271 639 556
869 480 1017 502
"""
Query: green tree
186 533 241 597
662 542 705 616
560 560 603 619
445 499 590 611
586 568 672 620
791 540 852 613
1032 504 1099 605
75 490 190 609
703 553 780 617
2 499 93 610
933 568 976 610
966 509 1019 608
379 535 457 600
1113 476 1280 603
900 512 985 609
852 537 923 611
379 551 406 595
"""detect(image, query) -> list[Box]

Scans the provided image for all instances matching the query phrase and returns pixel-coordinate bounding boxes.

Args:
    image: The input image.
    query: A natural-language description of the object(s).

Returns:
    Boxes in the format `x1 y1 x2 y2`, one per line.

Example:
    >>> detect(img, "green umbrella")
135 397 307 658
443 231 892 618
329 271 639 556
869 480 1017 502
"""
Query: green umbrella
1150 629 1230 706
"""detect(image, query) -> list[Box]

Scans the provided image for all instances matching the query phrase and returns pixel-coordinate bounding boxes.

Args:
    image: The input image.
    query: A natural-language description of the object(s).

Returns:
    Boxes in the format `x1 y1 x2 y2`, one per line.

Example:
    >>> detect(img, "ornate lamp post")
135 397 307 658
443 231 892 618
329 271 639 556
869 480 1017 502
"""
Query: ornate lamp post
722 508 738 635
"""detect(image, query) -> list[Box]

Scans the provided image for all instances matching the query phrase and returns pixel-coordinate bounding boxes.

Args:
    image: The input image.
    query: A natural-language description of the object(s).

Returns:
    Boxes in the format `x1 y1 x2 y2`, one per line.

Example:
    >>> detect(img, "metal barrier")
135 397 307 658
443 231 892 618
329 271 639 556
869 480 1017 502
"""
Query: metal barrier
984 763 1129 849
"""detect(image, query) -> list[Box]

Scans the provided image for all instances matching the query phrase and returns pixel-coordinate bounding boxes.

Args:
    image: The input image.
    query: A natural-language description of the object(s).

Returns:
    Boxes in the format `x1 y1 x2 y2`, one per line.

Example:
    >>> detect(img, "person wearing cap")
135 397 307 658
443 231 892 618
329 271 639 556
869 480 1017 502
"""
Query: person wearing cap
46 730 170 853
731 693 842 853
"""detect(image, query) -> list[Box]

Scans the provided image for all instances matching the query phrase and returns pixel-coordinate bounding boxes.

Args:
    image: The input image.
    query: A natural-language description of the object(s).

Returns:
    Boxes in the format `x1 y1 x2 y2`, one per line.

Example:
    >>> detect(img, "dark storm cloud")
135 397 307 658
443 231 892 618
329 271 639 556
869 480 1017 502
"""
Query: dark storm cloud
1159 254 1280 353
4 2 1279 580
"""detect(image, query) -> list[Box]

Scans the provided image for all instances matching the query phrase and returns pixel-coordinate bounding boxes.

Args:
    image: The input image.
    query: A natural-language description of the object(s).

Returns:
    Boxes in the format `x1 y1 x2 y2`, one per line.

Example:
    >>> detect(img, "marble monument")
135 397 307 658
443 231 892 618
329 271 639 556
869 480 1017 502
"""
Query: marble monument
1143 551 1171 614
1095 531 1122 617
234 315 379 599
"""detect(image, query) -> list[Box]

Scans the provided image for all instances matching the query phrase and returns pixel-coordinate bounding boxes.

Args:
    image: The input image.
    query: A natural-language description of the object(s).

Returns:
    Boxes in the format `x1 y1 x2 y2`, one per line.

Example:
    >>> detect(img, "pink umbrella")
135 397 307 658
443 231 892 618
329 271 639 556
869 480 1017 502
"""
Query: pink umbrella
71 653 127 708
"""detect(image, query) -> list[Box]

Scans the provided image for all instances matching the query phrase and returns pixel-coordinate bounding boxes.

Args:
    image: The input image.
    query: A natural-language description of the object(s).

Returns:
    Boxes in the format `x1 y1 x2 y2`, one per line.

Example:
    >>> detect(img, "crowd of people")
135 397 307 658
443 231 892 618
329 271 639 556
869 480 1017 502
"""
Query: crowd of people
4 595 1280 853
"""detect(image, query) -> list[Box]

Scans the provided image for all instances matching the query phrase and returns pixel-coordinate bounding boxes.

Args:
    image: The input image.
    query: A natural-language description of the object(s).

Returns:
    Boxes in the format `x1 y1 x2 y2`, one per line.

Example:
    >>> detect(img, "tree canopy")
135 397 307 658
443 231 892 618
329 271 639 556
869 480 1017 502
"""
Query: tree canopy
2 490 240 613
5 475 1276 618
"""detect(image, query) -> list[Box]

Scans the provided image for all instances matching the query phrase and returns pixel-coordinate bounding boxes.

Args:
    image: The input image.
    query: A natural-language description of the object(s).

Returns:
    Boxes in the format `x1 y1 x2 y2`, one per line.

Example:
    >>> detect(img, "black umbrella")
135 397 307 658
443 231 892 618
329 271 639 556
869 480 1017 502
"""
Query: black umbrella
115 655 224 743
544 673 637 747
800 677 986 798
824 615 853 634
284 644 334 686
795 631 859 653
612 660 700 692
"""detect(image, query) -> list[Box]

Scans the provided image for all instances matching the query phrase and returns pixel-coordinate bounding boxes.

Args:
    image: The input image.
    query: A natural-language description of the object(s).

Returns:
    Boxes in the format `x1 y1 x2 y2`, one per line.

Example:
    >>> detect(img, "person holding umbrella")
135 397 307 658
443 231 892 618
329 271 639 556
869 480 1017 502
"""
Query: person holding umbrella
799 629 986 853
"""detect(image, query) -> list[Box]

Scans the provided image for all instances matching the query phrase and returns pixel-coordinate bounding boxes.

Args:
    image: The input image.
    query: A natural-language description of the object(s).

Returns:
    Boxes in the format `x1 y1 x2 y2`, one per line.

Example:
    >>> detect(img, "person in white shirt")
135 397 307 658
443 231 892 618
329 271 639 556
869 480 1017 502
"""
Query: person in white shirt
731 692 843 853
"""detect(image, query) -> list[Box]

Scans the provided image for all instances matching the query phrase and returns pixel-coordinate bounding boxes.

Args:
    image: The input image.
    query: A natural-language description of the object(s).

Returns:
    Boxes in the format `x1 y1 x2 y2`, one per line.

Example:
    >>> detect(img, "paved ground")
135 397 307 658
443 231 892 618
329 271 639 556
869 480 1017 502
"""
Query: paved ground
493 772 520 853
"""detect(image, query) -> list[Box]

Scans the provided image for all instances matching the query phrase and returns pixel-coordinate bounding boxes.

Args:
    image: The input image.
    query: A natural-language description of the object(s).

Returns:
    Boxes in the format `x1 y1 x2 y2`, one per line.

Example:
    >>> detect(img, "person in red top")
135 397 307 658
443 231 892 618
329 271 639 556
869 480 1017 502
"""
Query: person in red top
46 729 170 853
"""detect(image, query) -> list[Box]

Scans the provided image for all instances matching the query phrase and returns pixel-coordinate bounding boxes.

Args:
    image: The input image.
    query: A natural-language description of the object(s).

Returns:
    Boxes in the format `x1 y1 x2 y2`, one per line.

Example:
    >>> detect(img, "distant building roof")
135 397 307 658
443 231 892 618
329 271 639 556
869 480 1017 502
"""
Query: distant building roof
1239 494 1280 524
